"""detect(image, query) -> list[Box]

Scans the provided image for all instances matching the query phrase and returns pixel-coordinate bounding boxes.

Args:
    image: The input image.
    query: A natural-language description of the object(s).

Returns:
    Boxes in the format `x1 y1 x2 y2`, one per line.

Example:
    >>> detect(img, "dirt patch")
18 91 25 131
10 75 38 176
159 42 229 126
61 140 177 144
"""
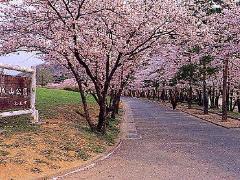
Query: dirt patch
159 101 240 128
0 104 121 179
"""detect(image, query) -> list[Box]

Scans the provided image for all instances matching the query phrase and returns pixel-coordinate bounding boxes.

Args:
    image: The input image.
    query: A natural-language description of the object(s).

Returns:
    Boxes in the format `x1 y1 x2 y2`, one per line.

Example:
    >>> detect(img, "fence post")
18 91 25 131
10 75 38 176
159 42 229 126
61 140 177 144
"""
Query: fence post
30 66 39 123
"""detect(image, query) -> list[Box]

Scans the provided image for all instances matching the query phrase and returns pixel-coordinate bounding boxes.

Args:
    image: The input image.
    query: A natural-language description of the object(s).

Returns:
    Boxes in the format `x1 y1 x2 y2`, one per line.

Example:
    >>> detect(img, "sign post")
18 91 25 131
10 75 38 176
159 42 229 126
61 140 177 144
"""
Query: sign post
0 63 39 123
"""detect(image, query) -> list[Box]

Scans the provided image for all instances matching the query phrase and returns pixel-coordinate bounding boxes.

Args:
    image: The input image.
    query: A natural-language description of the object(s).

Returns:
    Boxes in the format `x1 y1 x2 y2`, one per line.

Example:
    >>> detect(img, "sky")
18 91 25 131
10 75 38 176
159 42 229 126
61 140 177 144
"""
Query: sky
0 52 44 75
0 52 44 67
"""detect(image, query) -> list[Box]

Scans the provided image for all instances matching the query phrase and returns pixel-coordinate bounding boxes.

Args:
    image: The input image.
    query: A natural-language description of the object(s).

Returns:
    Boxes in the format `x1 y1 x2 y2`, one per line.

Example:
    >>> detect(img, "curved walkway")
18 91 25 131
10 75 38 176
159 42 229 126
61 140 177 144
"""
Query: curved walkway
60 97 240 180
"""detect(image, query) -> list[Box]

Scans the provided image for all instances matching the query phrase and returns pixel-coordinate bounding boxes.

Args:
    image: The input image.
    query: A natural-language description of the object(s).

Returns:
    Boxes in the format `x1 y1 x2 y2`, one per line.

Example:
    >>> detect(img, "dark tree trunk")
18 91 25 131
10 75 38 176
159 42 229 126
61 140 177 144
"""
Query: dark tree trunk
222 59 228 121
147 90 150 99
210 87 215 108
153 89 156 100
77 81 95 131
111 90 122 119
215 94 220 109
237 99 240 113
196 90 202 106
97 99 107 133
203 80 208 114
230 89 234 111
188 84 193 109
161 89 166 102
226 85 230 111
66 59 95 131
157 90 160 101
133 90 136 97
169 88 178 110
180 91 185 103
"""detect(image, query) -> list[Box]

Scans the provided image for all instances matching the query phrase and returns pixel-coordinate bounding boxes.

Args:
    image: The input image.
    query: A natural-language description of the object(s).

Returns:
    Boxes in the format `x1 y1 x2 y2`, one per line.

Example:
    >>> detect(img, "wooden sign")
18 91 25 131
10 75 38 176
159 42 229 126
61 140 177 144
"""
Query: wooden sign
0 63 39 123
0 75 31 111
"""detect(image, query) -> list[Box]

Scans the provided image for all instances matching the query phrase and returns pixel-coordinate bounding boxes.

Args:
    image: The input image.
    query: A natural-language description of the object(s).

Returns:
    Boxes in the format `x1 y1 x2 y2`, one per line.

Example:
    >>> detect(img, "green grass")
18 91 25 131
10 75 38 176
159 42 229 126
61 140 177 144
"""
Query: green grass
1 115 40 135
103 116 121 145
36 88 96 110
75 149 90 161
36 88 96 118
228 111 240 118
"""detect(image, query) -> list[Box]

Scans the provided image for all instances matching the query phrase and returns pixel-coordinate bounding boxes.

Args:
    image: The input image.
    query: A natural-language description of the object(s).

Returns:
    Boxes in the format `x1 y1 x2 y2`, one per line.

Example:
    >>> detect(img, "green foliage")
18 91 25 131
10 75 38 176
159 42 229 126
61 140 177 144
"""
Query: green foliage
169 77 178 86
88 143 105 153
199 55 219 78
54 74 68 83
75 149 90 161
59 142 76 151
172 54 218 85
79 115 120 146
200 55 213 65
188 45 201 54
36 88 80 109
174 63 199 83
208 7 222 15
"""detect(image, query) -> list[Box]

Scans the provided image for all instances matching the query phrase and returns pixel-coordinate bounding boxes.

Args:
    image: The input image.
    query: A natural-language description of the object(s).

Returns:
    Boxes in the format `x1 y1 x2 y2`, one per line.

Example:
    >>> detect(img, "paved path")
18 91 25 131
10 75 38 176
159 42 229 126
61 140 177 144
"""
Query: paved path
61 98 240 180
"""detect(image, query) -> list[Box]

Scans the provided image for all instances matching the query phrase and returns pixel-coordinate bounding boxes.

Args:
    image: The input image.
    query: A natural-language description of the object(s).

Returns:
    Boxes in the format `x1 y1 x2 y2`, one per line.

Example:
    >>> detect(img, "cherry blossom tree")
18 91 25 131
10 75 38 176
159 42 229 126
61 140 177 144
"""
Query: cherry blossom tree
0 0 188 132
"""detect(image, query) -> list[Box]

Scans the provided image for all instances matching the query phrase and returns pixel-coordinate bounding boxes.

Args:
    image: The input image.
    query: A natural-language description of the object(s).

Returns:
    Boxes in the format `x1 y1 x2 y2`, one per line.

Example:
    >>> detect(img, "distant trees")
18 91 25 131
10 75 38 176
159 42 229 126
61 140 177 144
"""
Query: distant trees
198 55 219 114
173 63 199 109
37 68 54 86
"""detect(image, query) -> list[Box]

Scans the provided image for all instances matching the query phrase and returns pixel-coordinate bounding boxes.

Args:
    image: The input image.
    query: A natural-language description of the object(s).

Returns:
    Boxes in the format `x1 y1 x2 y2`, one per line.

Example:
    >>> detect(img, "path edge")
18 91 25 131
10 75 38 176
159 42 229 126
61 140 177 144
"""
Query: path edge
146 99 235 129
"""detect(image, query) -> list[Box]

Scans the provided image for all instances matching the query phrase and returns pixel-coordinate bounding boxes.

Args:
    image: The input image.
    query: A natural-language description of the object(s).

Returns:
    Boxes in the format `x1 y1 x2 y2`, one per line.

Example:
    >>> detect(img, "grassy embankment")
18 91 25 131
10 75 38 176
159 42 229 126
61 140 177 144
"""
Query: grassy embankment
0 88 121 179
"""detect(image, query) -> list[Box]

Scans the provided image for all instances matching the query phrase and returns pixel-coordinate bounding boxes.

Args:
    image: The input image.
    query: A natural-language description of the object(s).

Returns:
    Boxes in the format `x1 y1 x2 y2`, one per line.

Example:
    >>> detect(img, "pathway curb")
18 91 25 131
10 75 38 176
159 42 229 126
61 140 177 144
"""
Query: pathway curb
49 140 122 180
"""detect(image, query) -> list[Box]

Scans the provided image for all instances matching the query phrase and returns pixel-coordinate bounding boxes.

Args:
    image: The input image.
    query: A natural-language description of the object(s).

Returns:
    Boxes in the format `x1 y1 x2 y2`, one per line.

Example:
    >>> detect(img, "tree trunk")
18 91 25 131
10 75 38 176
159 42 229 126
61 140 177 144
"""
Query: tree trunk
188 83 192 109
77 80 95 131
157 90 160 101
230 89 234 111
215 94 220 109
169 88 178 110
111 89 122 119
203 79 208 114
66 59 95 131
161 89 166 102
237 99 240 113
227 84 230 111
222 59 228 121
210 87 215 108
197 90 202 106
97 98 107 133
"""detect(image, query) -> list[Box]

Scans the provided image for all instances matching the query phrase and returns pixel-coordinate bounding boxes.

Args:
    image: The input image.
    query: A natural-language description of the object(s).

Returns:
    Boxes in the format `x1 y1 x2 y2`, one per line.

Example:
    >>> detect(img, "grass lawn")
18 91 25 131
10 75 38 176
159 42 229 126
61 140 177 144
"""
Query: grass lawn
36 88 96 118
0 88 121 179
